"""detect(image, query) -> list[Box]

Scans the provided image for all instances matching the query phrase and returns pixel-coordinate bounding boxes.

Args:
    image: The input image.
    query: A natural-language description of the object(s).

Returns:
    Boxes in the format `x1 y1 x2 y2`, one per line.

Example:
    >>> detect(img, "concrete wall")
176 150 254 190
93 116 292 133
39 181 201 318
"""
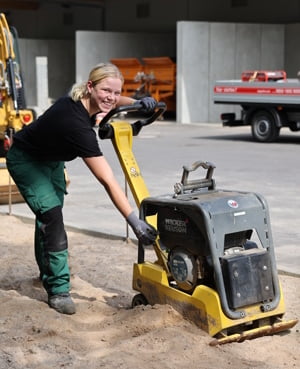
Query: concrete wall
285 24 300 78
75 30 176 82
18 38 75 109
177 22 285 123
16 21 299 125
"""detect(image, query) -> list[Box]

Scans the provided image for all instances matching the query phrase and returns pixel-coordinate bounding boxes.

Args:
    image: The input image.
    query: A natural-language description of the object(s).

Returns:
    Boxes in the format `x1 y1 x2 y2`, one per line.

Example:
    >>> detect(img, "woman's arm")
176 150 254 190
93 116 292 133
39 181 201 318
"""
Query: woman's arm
83 156 133 218
118 96 157 112
117 95 136 107
83 155 157 245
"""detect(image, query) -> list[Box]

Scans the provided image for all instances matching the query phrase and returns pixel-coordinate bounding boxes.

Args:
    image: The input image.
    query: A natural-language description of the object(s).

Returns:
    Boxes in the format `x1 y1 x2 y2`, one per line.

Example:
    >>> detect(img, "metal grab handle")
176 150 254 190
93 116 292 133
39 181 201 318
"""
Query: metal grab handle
174 161 216 196
98 101 166 140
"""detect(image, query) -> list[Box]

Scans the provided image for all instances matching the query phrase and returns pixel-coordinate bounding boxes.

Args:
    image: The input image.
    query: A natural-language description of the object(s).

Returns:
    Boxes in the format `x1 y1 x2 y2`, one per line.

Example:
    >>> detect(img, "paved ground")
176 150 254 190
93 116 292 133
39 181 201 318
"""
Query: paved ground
1 119 299 275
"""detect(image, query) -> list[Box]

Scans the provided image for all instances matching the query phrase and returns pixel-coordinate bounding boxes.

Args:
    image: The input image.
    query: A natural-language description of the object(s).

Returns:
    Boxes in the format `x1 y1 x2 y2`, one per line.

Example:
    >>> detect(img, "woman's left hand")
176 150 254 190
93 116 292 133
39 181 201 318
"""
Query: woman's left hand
139 96 157 112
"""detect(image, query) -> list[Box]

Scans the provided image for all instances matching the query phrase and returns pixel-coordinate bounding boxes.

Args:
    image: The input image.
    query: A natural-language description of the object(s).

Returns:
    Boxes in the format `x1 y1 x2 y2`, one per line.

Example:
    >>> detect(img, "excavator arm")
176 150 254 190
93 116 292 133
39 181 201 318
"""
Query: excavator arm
0 13 34 153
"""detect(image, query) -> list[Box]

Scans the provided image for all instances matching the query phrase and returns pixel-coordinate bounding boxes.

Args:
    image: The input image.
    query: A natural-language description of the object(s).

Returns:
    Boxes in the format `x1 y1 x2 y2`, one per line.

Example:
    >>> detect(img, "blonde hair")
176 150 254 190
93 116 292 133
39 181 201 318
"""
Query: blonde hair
69 63 124 101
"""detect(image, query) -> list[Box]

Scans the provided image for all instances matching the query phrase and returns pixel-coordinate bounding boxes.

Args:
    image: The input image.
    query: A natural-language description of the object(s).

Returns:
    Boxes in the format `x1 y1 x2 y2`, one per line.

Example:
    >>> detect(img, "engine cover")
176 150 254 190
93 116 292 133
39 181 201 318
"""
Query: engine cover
157 206 208 256
168 248 198 291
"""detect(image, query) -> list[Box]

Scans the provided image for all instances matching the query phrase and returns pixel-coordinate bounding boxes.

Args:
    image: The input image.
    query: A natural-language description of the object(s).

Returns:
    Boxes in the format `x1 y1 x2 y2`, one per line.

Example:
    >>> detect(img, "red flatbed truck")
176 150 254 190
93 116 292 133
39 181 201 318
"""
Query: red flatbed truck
213 70 300 142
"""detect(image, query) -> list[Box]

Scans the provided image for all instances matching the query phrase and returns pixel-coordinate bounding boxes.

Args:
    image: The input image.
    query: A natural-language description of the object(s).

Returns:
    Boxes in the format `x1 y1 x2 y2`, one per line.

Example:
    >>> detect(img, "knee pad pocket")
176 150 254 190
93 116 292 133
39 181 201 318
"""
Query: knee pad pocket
38 206 68 252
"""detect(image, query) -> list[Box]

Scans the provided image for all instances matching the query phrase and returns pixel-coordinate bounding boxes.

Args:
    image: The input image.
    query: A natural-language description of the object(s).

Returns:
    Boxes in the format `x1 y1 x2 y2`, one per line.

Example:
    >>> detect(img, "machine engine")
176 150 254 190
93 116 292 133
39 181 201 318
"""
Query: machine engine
143 174 276 310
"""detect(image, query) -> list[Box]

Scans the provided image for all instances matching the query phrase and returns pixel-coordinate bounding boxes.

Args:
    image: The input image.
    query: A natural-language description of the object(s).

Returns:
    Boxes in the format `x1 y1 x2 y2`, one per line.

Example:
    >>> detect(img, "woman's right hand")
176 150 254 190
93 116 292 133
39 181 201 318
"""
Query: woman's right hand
126 212 157 245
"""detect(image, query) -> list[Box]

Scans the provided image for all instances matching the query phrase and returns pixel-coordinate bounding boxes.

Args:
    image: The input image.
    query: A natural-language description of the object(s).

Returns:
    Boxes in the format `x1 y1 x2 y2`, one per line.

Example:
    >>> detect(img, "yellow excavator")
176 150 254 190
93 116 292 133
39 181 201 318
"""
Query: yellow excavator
0 13 35 204
98 102 298 345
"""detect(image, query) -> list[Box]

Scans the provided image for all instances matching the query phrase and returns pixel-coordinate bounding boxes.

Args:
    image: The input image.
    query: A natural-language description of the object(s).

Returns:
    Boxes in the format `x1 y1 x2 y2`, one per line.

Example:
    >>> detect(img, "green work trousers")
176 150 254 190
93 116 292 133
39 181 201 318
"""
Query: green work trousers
6 144 70 296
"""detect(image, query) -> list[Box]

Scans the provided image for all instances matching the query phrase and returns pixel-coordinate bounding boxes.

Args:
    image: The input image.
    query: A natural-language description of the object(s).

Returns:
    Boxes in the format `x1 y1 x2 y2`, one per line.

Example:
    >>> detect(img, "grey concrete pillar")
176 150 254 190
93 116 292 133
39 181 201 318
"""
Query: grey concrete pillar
36 56 49 112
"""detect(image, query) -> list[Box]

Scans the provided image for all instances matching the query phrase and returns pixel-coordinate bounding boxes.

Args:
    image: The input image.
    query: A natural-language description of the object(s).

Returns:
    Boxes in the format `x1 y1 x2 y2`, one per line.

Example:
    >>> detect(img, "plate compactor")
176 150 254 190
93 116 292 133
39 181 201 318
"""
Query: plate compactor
98 103 298 346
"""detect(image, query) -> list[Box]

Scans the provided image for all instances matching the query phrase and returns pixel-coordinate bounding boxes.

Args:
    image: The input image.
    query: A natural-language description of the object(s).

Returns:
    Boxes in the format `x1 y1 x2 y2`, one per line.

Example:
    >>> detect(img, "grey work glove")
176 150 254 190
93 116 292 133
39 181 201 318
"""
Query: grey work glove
139 96 157 113
126 212 157 245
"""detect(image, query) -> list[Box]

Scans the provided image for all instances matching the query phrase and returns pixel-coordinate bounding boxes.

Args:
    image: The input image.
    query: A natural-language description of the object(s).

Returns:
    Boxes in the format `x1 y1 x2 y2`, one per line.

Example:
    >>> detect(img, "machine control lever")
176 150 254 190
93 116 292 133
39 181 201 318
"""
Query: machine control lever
98 102 166 139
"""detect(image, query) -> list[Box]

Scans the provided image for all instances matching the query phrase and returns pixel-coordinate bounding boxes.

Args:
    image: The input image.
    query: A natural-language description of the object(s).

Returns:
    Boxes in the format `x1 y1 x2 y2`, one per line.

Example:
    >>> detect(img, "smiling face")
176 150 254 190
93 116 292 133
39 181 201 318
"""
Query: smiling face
87 77 122 116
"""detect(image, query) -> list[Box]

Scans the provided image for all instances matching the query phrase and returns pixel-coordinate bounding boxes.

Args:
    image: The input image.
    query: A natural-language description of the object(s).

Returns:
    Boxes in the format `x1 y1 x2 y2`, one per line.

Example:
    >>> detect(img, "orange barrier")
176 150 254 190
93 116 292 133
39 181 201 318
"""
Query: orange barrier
110 57 176 111
142 57 176 101
110 58 144 97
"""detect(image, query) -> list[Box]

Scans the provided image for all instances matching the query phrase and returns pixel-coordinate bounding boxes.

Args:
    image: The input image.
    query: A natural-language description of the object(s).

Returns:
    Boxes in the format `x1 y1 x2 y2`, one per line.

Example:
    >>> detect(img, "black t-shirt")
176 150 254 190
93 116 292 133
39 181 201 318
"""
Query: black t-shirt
13 96 102 161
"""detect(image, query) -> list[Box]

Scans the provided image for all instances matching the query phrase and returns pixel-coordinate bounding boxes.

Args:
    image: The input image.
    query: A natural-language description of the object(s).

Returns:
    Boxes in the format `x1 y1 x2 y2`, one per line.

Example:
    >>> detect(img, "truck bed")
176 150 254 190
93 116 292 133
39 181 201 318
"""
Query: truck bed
213 79 300 106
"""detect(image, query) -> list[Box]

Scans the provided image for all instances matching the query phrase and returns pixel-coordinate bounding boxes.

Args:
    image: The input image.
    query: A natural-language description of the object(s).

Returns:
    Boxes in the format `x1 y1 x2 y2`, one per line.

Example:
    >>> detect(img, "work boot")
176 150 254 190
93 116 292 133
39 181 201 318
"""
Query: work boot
48 293 76 315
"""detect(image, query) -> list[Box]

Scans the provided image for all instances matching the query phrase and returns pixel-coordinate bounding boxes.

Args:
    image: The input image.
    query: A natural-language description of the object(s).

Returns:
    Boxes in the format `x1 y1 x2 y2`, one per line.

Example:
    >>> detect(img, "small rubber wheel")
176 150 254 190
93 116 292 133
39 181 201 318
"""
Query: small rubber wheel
131 293 148 307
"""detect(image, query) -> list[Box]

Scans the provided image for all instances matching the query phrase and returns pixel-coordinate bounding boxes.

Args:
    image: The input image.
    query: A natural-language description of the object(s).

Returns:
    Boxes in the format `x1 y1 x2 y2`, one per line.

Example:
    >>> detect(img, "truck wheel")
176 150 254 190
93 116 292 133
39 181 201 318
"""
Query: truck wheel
251 111 280 142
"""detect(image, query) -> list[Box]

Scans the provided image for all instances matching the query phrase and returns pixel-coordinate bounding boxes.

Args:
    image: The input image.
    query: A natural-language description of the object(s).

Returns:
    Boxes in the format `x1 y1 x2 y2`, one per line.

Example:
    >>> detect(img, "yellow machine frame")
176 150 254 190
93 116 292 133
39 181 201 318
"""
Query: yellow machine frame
99 103 298 345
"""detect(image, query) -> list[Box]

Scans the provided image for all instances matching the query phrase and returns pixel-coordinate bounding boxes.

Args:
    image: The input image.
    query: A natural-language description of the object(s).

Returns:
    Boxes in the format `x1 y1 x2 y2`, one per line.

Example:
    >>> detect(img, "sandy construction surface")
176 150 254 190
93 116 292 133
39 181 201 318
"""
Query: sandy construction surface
0 214 299 369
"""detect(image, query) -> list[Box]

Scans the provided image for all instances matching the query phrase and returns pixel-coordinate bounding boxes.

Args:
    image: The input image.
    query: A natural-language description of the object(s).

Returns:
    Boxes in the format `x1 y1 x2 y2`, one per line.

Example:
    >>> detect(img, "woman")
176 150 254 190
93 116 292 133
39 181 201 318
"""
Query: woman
6 63 157 315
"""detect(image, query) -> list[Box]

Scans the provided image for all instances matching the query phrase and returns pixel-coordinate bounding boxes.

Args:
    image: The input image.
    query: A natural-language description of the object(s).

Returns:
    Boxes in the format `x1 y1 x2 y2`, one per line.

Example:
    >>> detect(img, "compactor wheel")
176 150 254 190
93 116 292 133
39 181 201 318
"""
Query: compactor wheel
131 293 148 307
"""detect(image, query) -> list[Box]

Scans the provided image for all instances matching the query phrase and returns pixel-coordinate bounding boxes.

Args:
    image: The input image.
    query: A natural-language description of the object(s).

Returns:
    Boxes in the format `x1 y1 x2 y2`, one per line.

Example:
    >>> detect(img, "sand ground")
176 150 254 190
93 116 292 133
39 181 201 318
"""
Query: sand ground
0 214 299 369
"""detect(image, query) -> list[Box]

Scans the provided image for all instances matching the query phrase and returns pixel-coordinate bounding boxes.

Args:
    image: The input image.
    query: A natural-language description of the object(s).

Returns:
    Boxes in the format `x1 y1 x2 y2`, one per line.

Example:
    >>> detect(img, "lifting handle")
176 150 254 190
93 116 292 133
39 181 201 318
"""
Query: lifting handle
174 160 216 196
98 101 166 139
